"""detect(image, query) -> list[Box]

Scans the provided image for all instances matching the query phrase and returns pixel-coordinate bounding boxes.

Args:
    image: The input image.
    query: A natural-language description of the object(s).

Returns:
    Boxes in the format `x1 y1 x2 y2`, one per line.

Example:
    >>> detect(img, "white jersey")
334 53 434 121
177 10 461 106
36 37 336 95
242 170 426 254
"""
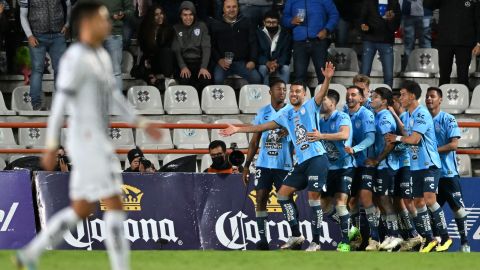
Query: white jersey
46 43 138 202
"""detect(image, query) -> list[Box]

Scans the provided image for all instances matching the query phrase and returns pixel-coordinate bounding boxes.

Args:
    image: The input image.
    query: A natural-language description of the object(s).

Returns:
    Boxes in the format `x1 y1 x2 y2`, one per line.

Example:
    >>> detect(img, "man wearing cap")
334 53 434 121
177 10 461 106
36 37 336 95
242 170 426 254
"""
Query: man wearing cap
124 148 144 172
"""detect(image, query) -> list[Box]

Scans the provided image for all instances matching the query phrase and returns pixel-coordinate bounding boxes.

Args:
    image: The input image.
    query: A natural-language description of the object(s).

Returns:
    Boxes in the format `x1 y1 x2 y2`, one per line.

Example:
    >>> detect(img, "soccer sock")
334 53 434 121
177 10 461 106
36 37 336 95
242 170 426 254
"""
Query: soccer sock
23 207 80 263
309 200 323 244
365 205 380 241
256 211 268 243
278 195 300 237
336 205 350 243
349 207 360 228
324 204 339 224
454 208 468 245
400 209 418 238
386 213 400 237
105 210 130 270
409 211 419 237
428 202 449 242
416 206 434 242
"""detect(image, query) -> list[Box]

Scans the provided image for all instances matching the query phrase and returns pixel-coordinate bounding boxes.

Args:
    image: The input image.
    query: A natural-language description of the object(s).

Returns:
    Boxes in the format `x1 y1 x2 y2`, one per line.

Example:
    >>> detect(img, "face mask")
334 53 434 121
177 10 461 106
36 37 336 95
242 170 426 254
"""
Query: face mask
211 156 226 168
266 26 279 35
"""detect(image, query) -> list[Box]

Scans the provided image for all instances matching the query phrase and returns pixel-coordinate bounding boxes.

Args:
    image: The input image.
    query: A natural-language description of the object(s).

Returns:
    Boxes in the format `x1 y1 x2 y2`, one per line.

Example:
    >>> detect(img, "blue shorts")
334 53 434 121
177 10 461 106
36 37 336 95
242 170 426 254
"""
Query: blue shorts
437 176 465 210
254 167 288 191
351 167 376 195
412 166 441 198
323 167 354 197
375 168 396 196
394 166 412 199
283 155 329 192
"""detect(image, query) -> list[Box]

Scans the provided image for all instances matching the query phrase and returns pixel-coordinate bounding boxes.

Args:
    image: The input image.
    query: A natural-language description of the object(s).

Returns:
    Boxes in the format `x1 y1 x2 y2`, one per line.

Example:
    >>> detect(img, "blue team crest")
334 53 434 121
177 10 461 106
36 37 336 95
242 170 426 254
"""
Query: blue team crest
300 107 306 115
330 122 336 130
194 28 201 36
435 122 441 132
355 120 361 129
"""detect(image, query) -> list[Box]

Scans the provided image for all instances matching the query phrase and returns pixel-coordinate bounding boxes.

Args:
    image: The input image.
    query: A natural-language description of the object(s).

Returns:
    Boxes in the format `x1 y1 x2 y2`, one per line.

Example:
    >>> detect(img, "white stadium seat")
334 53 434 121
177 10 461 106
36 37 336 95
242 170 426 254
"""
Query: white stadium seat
457 118 480 148
439 84 469 114
450 55 477 77
328 47 359 76
465 85 480 114
211 119 249 149
164 85 202 114
135 120 174 150
0 92 15 115
109 128 135 160
314 83 347 110
202 85 239 114
238 84 271 114
173 120 210 149
200 154 212 172
0 157 5 170
369 84 392 91
18 128 47 148
370 48 402 77
419 83 430 106
456 154 472 177
11 86 49 116
127 86 164 115
401 48 439 77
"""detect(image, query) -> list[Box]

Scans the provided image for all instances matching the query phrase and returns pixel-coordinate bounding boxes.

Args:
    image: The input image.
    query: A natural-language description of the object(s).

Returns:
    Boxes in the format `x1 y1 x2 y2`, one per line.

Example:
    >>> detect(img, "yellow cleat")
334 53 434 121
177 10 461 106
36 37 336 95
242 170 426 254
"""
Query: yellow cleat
420 239 438 253
435 238 453 252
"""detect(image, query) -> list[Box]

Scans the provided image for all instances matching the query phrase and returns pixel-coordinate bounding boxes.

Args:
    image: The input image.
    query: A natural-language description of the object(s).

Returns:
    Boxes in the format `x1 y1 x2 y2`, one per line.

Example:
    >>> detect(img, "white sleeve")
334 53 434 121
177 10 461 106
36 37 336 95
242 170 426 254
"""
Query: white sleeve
45 92 68 149
111 89 138 124
19 7 33 38
64 0 72 28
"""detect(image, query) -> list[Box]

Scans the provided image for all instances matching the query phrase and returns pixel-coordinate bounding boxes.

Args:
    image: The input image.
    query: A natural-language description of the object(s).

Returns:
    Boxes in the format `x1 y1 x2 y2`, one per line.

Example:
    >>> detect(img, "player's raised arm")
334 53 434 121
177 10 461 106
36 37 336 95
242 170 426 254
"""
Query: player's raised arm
314 62 335 105
220 121 280 136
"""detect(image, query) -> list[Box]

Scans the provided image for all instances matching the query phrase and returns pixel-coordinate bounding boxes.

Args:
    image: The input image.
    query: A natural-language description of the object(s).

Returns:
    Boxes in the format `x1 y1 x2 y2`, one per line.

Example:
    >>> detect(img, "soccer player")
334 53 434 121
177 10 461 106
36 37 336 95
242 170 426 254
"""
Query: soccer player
14 2 161 270
242 79 294 250
220 62 335 251
425 87 470 252
343 85 377 250
307 89 354 252
365 87 403 251
342 74 374 113
386 80 451 252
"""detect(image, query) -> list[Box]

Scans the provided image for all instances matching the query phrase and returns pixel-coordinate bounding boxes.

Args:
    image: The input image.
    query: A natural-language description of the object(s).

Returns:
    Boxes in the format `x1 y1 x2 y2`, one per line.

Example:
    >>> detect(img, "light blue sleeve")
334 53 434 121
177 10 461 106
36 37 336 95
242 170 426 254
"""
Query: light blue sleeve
338 114 351 127
363 110 376 133
445 114 461 139
352 132 375 153
305 98 321 113
412 111 428 135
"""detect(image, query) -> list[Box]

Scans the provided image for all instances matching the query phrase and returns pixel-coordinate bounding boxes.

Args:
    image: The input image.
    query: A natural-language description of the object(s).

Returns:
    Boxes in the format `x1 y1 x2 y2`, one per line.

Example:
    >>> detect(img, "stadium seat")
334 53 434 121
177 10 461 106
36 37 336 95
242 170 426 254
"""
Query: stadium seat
11 86 49 116
200 154 212 172
127 86 164 115
328 47 359 76
369 84 392 91
457 154 472 177
370 48 402 77
161 154 198 172
18 128 47 148
238 84 271 114
465 85 480 114
450 55 477 77
111 155 123 174
0 92 15 115
121 50 134 74
173 119 210 149
201 85 239 114
124 154 160 171
439 84 469 114
211 119 249 149
0 157 5 170
419 83 430 106
164 85 202 114
135 121 174 151
0 128 21 159
457 118 480 148
401 48 439 78
314 83 347 109
108 128 135 160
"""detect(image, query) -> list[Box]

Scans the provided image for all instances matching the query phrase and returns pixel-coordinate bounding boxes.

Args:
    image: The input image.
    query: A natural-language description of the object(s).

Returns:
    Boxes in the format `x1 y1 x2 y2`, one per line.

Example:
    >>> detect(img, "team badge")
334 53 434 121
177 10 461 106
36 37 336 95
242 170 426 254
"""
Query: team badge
194 28 201 36
300 108 306 115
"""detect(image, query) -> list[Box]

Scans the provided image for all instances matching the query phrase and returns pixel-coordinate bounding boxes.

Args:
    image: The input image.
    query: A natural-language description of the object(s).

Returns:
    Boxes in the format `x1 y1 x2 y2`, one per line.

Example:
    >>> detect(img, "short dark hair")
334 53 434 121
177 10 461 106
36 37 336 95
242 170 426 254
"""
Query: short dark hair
346 85 364 97
392 88 401 98
209 140 226 152
290 80 308 93
374 87 394 107
263 9 280 21
71 1 104 38
269 78 286 88
401 80 422 100
326 89 340 105
427 86 443 98
353 74 370 86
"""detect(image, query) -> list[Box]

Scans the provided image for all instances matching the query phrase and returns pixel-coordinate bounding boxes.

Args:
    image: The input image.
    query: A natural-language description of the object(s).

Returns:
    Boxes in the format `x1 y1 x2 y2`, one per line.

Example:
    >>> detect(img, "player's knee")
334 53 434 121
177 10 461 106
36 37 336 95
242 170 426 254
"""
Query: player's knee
423 193 437 206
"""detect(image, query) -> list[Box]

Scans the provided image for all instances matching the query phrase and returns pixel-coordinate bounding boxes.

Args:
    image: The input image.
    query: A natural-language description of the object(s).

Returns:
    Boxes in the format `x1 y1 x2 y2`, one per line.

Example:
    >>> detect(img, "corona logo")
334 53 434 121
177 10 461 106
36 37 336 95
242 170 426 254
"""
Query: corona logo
100 185 143 211
247 189 297 213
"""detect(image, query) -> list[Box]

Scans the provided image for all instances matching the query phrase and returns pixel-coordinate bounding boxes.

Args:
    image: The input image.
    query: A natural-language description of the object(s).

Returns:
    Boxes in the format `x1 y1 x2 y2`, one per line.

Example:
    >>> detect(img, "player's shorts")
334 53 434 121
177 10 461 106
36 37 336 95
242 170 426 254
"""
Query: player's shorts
375 168 396 196
437 176 465 210
254 167 289 191
411 166 441 198
394 166 413 199
283 154 329 192
323 167 354 197
69 142 123 202
351 167 376 195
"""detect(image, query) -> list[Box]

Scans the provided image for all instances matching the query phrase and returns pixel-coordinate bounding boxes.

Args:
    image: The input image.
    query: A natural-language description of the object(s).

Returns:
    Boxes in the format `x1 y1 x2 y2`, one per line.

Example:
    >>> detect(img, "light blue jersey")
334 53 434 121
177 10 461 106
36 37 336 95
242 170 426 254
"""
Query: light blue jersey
348 106 376 167
433 111 461 178
374 109 399 170
319 110 355 170
343 98 374 114
253 104 294 171
273 99 326 165
403 105 442 171
394 112 411 168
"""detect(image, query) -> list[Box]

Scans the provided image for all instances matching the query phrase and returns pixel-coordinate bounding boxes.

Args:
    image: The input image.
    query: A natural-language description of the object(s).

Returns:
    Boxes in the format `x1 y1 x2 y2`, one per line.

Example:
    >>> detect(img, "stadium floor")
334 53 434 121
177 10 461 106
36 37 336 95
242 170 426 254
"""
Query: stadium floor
0 250 477 270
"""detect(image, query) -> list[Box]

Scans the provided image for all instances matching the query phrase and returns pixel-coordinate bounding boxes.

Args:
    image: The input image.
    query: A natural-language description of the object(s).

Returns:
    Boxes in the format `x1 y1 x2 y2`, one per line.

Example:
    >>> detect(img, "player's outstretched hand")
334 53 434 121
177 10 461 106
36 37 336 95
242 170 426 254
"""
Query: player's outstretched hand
145 123 162 141
219 124 239 137
345 146 354 155
385 133 397 144
307 128 323 142
242 169 250 186
321 62 335 79
42 149 57 171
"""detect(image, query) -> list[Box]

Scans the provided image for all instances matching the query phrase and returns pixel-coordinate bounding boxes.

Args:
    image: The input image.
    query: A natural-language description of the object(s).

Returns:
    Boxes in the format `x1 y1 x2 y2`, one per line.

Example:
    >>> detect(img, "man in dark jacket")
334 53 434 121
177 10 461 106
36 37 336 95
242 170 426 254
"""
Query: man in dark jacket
359 0 401 87
282 0 339 84
210 0 261 85
424 0 480 87
256 10 292 85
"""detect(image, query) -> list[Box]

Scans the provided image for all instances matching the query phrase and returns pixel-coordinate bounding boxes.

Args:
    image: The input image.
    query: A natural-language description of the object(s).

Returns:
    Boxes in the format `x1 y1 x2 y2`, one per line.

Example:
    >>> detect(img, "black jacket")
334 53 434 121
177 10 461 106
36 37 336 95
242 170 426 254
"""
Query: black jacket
208 15 258 63
424 0 480 46
256 27 292 66
360 0 401 44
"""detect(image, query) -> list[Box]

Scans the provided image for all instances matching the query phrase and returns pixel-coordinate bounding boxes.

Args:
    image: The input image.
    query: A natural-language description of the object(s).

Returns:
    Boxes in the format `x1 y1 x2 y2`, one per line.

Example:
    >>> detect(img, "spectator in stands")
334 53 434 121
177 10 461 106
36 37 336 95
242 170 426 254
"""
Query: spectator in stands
210 0 261 85
424 0 480 87
205 140 235 173
123 0 152 49
359 0 401 88
99 0 133 92
138 4 175 90
124 148 144 172
401 0 432 70
282 0 339 84
172 1 211 92
19 0 70 110
55 146 71 172
333 0 363 48
239 0 272 27
139 156 156 172
257 10 291 85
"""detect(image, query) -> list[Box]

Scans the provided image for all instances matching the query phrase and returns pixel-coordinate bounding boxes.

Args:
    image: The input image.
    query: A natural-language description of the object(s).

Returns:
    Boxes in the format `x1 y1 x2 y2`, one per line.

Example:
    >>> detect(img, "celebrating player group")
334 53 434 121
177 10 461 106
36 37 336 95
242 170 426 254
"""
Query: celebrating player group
221 64 470 253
